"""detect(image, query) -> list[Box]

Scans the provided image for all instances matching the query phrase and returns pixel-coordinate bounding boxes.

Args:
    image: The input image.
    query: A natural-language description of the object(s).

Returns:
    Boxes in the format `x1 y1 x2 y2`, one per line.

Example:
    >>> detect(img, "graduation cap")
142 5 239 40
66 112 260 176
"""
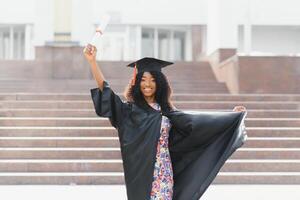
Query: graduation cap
127 57 173 85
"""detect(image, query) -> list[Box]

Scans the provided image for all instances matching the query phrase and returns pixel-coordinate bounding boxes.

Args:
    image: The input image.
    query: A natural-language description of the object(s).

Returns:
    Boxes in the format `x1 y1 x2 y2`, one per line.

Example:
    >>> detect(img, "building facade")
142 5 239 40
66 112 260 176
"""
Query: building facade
0 0 299 61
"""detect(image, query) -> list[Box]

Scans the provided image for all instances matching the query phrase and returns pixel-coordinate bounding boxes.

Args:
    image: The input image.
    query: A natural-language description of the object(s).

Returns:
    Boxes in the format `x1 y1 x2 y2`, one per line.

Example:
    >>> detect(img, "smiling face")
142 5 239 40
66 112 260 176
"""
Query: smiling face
140 72 157 98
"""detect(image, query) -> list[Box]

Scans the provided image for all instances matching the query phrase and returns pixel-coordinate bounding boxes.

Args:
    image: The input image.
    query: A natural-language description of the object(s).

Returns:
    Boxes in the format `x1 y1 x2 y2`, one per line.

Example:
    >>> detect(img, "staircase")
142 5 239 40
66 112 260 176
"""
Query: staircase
0 61 299 184
0 61 228 94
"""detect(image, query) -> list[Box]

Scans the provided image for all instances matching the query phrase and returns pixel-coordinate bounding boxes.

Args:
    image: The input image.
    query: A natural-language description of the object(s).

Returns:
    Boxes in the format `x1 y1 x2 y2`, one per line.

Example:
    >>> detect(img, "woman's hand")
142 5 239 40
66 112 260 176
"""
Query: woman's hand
83 44 97 63
233 105 247 112
83 44 105 90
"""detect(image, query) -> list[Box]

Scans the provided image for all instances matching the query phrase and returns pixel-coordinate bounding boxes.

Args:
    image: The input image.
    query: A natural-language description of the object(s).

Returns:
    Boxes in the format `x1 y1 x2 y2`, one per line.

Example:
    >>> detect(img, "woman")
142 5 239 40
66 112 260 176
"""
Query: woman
83 44 247 200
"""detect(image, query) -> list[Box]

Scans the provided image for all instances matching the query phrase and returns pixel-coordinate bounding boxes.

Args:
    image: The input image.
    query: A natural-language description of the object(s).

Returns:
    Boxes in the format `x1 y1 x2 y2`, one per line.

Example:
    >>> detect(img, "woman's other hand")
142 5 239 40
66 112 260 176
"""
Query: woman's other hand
233 105 247 112
83 44 97 63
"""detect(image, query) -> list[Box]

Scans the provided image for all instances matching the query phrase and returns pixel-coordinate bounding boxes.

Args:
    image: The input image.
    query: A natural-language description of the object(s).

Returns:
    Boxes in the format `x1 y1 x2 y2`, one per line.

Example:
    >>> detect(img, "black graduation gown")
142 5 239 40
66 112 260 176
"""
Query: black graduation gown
90 81 247 200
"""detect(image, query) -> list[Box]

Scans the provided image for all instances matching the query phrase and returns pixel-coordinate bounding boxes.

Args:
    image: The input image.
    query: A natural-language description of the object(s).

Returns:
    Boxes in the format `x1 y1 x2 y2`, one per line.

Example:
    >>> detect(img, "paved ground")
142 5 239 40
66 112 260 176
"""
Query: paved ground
0 185 299 200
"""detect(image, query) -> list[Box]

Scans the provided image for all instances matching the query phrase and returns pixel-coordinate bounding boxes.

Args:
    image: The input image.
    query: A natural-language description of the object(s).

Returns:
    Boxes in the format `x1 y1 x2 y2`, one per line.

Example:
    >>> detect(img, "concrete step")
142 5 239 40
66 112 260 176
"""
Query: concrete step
232 149 300 159
213 174 300 184
1 118 300 127
4 61 300 185
0 173 299 184
1 109 300 118
2 93 300 101
244 138 300 148
0 137 299 148
0 128 299 138
0 80 224 84
171 95 300 102
0 160 298 172
0 78 224 84
0 174 124 184
1 127 300 137
0 78 228 93
0 80 223 85
246 128 300 137
0 185 299 200
0 61 217 81
1 101 299 109
0 149 121 159
0 88 229 93
246 119 300 127
0 161 123 172
1 89 300 185
0 118 110 127
0 138 120 147
246 110 300 118
0 148 298 159
0 127 115 137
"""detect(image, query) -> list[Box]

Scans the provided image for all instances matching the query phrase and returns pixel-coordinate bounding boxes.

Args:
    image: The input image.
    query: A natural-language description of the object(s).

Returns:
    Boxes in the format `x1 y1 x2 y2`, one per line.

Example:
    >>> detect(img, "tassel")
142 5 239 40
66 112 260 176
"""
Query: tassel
131 64 137 86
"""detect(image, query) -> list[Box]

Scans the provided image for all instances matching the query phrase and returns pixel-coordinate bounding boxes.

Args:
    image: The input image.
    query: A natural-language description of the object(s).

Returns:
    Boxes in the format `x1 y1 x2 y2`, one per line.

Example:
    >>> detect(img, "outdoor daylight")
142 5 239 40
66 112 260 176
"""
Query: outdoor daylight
0 0 300 199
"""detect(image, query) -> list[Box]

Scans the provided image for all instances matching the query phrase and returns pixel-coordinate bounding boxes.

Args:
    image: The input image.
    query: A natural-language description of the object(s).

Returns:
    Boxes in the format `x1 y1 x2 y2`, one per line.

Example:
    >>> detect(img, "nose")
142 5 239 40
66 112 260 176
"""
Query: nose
144 80 151 86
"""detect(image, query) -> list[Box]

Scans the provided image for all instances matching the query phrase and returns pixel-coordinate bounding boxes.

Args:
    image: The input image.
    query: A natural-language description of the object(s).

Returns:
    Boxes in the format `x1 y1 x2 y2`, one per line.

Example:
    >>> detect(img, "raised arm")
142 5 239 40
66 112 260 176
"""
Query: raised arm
83 44 105 91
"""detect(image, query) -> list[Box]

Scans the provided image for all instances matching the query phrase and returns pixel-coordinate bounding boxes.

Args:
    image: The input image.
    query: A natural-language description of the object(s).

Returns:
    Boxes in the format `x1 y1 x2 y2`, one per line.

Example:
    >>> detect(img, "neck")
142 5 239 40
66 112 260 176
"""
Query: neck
144 96 156 104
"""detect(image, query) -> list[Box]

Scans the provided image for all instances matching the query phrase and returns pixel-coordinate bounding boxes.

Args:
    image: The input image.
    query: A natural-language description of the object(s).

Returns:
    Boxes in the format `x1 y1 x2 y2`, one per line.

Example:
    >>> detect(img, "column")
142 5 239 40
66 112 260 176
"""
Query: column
136 26 142 59
186 28 193 61
71 0 93 46
154 28 158 58
0 32 3 59
169 31 174 60
9 26 14 59
25 24 34 60
244 0 252 54
54 0 72 42
207 0 238 55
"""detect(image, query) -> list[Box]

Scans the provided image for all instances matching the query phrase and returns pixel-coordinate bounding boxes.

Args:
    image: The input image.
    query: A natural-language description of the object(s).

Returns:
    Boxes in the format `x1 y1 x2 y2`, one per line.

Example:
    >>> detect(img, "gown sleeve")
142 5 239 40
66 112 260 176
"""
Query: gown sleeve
90 80 129 129
166 110 248 200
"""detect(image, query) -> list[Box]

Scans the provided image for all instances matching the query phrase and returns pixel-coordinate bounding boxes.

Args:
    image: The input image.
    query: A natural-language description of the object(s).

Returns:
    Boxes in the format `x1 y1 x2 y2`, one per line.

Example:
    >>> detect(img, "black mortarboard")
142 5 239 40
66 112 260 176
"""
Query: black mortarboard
127 57 173 73
127 57 173 85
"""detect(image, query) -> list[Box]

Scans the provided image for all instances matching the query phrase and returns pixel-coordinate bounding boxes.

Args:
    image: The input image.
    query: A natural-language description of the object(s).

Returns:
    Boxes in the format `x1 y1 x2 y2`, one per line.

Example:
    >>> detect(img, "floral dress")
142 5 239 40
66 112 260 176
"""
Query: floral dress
149 102 174 200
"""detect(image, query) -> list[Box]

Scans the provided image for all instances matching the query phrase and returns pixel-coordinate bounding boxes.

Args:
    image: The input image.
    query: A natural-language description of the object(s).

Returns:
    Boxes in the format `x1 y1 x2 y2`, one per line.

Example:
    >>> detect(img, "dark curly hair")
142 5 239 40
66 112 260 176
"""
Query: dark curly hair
123 71 175 113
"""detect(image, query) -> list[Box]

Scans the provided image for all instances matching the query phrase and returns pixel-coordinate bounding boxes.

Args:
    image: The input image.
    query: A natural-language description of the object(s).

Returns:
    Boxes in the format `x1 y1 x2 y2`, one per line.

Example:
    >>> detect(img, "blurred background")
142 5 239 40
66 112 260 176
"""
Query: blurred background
0 0 300 199
1 0 300 61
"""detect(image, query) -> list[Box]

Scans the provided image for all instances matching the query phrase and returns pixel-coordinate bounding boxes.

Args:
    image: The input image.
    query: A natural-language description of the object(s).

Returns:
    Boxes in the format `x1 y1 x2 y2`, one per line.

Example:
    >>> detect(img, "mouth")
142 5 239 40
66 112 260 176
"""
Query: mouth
143 88 153 93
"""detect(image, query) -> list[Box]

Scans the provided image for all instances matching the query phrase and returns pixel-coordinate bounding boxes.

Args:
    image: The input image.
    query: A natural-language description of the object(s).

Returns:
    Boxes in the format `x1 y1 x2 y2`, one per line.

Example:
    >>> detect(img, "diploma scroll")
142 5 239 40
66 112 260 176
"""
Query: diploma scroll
89 14 111 47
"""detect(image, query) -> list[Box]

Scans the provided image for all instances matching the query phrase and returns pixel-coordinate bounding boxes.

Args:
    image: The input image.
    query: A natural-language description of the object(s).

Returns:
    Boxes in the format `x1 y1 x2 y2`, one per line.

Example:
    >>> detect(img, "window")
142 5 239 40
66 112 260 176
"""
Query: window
141 27 187 61
142 28 155 57
0 27 10 59
13 27 25 59
96 25 189 61
0 25 25 60
174 31 185 60
158 30 170 60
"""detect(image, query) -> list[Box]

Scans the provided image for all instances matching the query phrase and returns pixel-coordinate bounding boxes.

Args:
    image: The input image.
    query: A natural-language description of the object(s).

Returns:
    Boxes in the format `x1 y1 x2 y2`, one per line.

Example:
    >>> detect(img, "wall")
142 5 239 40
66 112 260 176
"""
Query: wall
239 56 300 93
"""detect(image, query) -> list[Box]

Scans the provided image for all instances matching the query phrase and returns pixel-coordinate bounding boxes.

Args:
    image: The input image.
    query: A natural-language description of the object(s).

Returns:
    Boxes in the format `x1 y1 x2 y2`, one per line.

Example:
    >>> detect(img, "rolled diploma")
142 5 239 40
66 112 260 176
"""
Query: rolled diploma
89 14 111 46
